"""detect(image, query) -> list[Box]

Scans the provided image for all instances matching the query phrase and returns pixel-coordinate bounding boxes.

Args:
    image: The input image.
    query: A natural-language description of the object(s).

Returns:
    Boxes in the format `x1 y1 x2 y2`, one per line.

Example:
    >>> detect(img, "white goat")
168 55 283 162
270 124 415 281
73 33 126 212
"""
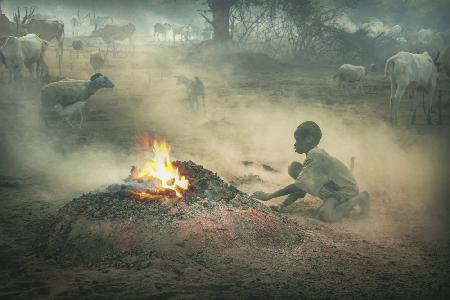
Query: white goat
52 101 86 128
333 64 367 94
41 73 114 126
385 51 439 125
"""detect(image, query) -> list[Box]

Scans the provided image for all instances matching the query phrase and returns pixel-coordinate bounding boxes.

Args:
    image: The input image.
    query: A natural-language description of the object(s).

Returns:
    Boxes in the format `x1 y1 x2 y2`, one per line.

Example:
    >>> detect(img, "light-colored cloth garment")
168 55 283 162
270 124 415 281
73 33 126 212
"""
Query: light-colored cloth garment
294 148 358 202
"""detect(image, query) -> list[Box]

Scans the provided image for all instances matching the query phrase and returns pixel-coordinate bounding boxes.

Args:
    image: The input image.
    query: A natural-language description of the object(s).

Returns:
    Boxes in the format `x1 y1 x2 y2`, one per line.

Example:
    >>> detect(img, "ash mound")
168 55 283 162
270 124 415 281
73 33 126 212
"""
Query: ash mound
37 161 304 269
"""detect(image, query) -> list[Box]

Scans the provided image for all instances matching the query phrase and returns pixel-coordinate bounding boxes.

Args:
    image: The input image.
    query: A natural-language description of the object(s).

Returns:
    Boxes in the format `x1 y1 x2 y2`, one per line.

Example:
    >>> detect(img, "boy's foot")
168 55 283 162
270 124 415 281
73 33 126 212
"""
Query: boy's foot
359 191 370 217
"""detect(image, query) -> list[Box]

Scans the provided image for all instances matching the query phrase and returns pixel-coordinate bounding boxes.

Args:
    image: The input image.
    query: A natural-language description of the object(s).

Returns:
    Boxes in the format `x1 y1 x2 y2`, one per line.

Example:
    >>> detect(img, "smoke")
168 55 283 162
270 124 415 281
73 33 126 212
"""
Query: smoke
1 17 449 241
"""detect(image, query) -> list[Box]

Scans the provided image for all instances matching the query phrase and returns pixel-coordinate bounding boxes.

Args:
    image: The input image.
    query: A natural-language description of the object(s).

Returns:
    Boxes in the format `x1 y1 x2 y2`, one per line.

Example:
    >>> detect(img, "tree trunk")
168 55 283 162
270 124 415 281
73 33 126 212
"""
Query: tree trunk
212 3 231 42
207 0 236 43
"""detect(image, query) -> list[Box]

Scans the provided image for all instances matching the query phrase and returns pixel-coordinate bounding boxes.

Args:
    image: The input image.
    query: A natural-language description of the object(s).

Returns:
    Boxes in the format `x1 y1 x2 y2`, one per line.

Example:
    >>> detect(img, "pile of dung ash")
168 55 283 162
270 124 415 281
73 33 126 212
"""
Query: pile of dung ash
36 161 304 269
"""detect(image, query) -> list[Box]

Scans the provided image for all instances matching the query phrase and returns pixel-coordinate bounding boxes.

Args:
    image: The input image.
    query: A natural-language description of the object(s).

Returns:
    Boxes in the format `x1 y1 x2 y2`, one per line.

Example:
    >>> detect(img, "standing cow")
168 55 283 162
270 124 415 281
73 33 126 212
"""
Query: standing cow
25 18 64 76
0 36 25 81
90 23 135 56
0 34 48 81
154 23 171 41
385 51 439 125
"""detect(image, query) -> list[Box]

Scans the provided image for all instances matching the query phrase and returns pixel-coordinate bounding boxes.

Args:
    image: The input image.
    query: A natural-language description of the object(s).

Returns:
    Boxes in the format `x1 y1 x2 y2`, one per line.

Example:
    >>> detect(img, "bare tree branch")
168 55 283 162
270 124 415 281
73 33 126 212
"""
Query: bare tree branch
199 12 213 25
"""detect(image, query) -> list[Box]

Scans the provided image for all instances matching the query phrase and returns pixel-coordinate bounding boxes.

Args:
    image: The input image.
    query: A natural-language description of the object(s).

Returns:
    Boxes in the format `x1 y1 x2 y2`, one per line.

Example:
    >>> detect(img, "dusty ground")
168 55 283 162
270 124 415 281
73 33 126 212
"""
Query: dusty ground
1 39 450 299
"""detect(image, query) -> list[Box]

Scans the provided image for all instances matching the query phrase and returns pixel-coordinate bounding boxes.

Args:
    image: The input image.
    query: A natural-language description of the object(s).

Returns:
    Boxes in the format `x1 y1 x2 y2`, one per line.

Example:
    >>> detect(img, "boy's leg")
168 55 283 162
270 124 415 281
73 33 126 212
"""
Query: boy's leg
318 192 370 222
317 198 341 222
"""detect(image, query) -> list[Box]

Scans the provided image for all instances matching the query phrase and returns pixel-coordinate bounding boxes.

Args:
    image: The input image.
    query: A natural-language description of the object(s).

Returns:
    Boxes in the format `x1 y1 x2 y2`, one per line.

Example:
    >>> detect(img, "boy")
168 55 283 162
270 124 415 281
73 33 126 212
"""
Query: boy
252 121 370 222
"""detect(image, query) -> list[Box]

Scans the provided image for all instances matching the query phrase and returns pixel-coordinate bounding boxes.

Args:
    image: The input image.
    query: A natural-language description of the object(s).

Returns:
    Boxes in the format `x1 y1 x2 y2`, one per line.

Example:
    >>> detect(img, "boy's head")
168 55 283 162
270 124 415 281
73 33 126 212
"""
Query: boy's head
294 121 322 154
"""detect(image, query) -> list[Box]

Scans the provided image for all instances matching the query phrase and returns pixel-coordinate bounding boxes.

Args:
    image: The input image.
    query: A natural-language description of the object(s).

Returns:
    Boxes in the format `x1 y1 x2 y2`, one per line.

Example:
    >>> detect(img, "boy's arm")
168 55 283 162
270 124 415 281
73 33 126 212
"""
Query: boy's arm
252 184 305 201
270 190 306 212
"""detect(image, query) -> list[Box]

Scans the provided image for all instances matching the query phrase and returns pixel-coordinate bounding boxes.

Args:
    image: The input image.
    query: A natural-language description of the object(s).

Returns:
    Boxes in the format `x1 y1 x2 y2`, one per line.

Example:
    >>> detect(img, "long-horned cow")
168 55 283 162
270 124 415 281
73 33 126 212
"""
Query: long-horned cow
0 36 25 81
0 33 48 81
90 23 135 56
385 51 439 125
154 23 171 41
22 15 64 77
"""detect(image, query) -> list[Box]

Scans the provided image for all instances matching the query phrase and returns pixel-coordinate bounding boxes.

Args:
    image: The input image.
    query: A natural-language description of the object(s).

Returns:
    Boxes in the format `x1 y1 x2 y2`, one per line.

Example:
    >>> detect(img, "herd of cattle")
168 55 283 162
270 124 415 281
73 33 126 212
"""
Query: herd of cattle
1 8 450 127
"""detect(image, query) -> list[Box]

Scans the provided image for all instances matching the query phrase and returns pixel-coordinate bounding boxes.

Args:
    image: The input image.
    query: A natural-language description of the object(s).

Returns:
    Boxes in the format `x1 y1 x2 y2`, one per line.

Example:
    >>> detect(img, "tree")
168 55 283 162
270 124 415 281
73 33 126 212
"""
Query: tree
200 0 238 43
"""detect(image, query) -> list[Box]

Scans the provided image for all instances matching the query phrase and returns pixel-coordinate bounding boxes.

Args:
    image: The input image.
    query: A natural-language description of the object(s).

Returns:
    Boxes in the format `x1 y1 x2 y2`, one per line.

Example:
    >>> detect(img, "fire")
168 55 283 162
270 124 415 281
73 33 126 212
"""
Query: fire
128 135 189 199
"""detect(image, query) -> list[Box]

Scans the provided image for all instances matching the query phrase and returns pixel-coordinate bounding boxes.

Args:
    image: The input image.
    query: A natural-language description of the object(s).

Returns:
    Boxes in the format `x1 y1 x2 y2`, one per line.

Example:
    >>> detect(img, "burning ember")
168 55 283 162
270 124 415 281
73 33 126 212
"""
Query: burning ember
127 135 189 201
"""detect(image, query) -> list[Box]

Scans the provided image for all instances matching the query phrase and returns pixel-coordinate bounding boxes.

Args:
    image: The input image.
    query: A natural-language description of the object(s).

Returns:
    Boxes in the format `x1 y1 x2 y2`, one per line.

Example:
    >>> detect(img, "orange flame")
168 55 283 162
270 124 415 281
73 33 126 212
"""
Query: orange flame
131 135 188 197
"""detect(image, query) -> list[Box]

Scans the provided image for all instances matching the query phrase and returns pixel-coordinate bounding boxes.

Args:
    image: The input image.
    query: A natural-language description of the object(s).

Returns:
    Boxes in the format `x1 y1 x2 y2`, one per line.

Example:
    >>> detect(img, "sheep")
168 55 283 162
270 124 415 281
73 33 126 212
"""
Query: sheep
41 73 114 125
333 64 367 94
385 51 439 125
89 50 105 73
52 101 87 128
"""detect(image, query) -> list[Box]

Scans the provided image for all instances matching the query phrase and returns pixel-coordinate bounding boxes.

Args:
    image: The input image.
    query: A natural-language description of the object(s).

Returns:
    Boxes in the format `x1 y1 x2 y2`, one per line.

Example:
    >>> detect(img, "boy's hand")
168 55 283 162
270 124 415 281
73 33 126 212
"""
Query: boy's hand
252 191 272 201
270 204 283 212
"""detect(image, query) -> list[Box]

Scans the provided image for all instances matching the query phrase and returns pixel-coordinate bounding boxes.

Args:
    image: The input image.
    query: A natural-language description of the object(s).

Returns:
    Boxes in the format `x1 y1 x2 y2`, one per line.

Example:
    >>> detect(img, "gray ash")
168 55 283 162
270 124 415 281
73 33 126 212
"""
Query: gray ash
35 160 274 270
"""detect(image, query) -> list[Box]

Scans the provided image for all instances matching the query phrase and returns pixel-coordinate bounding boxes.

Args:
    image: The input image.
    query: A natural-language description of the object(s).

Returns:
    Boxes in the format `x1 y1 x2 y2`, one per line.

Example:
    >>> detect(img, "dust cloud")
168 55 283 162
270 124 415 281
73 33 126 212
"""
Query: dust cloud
1 45 449 239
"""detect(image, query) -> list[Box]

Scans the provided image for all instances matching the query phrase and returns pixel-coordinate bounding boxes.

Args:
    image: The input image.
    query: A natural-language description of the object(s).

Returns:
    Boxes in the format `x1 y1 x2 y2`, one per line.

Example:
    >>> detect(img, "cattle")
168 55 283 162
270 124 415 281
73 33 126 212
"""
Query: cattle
0 34 47 81
90 23 135 56
0 36 25 81
333 64 367 94
172 24 193 41
385 51 439 125
154 22 171 41
18 34 48 78
25 18 64 76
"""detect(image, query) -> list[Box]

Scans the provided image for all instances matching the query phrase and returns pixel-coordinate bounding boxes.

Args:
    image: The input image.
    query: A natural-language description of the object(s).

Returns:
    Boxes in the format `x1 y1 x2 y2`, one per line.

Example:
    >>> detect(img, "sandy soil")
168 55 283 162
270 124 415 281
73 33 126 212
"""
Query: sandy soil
1 39 450 299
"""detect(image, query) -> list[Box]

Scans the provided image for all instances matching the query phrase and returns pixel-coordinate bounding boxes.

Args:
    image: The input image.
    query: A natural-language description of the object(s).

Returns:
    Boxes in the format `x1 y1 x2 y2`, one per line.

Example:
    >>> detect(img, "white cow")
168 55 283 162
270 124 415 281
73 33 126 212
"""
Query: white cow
0 36 25 81
385 51 439 125
0 34 48 81
18 34 48 78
